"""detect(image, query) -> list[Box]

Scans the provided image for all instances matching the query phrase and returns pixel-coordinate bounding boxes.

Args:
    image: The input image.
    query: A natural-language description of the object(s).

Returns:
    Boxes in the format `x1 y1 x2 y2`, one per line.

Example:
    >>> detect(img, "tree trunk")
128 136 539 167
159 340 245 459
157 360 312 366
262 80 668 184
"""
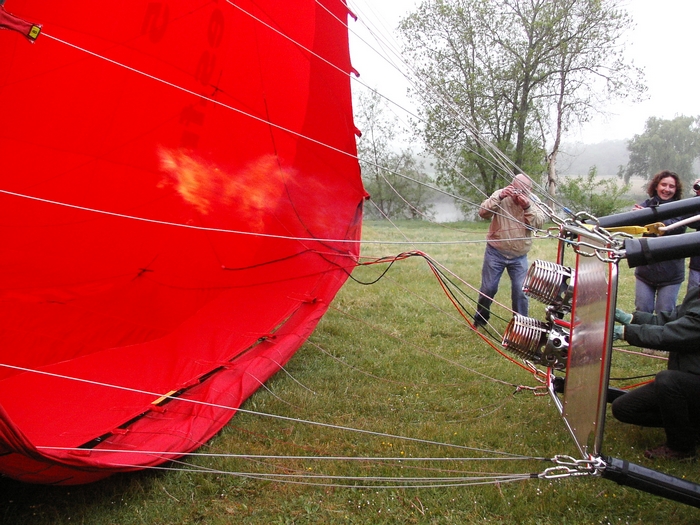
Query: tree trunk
546 150 558 211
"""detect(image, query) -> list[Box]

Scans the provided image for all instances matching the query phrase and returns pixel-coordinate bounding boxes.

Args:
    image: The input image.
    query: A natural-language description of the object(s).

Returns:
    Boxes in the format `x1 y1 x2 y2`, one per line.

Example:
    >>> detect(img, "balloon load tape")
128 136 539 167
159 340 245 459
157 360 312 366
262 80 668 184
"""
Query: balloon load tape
0 5 42 42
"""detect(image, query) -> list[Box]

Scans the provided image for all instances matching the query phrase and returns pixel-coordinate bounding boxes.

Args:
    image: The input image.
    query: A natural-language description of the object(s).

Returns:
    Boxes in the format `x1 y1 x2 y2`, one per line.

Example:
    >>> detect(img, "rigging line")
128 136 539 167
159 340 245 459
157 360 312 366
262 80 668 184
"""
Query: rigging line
356 129 554 234
429 260 514 335
360 153 552 238
444 397 515 424
443 135 568 216
241 370 303 409
259 355 317 395
306 340 433 387
166 447 538 481
322 0 428 123
347 1 403 63
361 160 558 252
41 446 546 481
613 347 668 361
234 0 413 156
90 462 539 489
609 373 656 382
354 72 519 192
0 362 532 458
336 0 517 179
192 472 535 483
366 200 419 252
336 4 568 218
344 5 568 212
328 301 526 389
351 0 520 186
419 255 548 379
424 253 522 327
38 446 543 463
414 118 534 199
369 166 478 233
40 33 357 162
210 456 528 480
358 150 476 206
137 466 536 484
0 188 496 245
420 256 541 377
226 0 350 80
309 332 513 394
231 0 426 136
352 77 526 197
109 450 546 484
243 0 428 154
347 0 569 214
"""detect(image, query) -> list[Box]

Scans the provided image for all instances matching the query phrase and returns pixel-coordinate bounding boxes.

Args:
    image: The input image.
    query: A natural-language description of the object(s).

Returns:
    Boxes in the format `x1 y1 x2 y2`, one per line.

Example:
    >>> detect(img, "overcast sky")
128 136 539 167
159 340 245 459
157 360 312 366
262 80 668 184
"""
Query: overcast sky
347 0 700 144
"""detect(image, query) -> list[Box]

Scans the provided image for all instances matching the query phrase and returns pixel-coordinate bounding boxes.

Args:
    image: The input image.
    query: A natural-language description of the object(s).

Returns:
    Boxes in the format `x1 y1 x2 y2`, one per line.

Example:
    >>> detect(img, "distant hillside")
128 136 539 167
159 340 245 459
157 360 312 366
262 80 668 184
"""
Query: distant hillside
558 139 629 177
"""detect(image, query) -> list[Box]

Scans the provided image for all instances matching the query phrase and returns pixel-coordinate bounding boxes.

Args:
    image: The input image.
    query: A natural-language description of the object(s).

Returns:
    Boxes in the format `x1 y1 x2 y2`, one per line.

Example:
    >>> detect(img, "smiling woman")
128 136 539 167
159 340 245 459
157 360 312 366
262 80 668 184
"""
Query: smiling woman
632 170 686 315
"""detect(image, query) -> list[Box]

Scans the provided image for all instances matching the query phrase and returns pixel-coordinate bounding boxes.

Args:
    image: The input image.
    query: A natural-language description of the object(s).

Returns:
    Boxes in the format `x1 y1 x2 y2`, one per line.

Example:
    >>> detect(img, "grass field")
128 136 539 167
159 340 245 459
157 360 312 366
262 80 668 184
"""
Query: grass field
1 219 698 524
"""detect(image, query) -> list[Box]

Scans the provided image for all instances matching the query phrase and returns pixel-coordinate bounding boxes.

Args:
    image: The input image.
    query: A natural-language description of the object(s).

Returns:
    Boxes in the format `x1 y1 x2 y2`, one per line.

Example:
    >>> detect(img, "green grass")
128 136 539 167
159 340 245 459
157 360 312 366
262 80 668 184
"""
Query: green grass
1 220 697 524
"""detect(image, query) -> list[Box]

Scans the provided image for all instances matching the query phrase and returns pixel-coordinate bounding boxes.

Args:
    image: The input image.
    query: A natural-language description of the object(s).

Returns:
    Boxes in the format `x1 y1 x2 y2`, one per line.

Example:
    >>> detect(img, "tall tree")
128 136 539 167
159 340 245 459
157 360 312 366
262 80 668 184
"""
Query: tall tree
399 0 645 203
535 0 645 197
355 90 434 220
620 115 700 188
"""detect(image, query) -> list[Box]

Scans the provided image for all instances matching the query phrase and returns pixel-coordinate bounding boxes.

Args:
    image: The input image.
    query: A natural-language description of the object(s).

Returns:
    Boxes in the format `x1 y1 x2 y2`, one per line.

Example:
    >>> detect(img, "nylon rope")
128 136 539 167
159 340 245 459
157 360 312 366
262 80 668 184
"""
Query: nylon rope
89 462 540 490
0 362 536 459
0 186 550 246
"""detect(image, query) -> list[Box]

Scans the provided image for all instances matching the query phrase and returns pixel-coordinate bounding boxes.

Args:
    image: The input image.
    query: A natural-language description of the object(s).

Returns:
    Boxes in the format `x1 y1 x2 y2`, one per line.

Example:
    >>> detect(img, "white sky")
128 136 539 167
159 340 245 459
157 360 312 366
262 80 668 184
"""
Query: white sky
347 0 700 144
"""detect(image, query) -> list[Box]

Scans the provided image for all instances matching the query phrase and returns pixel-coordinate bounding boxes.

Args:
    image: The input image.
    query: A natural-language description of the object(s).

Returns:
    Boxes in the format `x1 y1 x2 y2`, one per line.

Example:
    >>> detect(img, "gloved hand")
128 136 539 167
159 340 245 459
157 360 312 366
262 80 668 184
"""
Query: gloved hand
614 308 632 325
613 324 625 341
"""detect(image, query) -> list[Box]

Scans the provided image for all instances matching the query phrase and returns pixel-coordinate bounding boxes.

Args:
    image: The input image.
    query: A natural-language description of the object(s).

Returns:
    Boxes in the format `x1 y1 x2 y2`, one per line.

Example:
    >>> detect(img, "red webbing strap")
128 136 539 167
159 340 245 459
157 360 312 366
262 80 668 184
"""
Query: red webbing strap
0 5 41 42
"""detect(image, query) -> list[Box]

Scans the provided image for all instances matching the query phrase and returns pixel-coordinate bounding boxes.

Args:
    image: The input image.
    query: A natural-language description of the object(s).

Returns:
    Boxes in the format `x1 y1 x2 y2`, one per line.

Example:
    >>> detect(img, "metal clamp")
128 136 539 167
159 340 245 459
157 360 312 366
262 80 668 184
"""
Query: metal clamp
540 455 605 479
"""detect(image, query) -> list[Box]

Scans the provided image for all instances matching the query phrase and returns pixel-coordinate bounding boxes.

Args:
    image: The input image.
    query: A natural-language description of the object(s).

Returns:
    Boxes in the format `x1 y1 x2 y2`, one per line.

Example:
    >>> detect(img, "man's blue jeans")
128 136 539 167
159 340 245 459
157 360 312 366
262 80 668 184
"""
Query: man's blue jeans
474 244 529 326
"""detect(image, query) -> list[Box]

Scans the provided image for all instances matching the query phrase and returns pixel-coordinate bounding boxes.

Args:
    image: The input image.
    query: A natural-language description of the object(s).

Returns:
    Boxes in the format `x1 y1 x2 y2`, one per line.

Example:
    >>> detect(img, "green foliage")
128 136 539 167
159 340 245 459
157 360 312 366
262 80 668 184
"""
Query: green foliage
355 90 435 219
398 0 644 201
400 0 548 199
558 167 633 217
621 115 700 188
439 136 545 216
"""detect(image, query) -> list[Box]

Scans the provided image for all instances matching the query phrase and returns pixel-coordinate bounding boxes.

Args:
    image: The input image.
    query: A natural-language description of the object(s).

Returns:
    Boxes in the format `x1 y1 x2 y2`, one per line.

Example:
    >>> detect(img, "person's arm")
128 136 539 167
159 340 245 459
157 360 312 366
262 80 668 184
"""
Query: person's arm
631 310 658 326
523 201 546 229
624 311 700 352
478 190 505 219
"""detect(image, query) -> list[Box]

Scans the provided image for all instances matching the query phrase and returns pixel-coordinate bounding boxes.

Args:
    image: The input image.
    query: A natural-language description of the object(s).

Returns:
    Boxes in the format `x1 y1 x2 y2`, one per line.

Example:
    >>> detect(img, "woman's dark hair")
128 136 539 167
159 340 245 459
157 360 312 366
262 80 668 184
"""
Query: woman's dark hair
646 170 683 201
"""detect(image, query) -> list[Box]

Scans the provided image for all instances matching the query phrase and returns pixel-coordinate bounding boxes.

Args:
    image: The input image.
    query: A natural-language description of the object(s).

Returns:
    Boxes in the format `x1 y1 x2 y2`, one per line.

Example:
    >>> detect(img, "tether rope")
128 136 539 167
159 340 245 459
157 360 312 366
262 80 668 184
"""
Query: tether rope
0 362 536 458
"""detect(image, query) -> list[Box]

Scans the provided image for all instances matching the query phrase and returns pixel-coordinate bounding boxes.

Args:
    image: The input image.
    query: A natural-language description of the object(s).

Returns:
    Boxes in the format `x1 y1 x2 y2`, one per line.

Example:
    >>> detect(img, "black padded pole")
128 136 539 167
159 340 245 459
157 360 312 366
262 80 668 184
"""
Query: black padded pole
593 199 700 229
602 456 700 508
624 231 700 268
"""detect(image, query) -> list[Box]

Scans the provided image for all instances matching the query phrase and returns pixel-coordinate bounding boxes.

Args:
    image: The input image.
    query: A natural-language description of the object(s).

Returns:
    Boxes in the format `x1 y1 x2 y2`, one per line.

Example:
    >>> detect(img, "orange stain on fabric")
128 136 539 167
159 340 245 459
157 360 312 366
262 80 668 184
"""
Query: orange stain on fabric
158 148 292 229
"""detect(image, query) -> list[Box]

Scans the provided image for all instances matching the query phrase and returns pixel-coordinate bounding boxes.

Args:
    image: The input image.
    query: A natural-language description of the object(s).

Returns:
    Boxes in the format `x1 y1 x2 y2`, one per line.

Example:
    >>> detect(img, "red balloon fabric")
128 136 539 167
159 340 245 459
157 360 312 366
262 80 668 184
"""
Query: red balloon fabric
0 0 364 484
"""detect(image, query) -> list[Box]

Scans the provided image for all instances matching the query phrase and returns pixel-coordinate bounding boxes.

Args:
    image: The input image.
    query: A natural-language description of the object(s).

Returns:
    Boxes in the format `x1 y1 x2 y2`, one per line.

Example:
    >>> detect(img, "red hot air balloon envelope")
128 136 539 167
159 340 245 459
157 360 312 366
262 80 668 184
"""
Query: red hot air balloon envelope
0 0 365 484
